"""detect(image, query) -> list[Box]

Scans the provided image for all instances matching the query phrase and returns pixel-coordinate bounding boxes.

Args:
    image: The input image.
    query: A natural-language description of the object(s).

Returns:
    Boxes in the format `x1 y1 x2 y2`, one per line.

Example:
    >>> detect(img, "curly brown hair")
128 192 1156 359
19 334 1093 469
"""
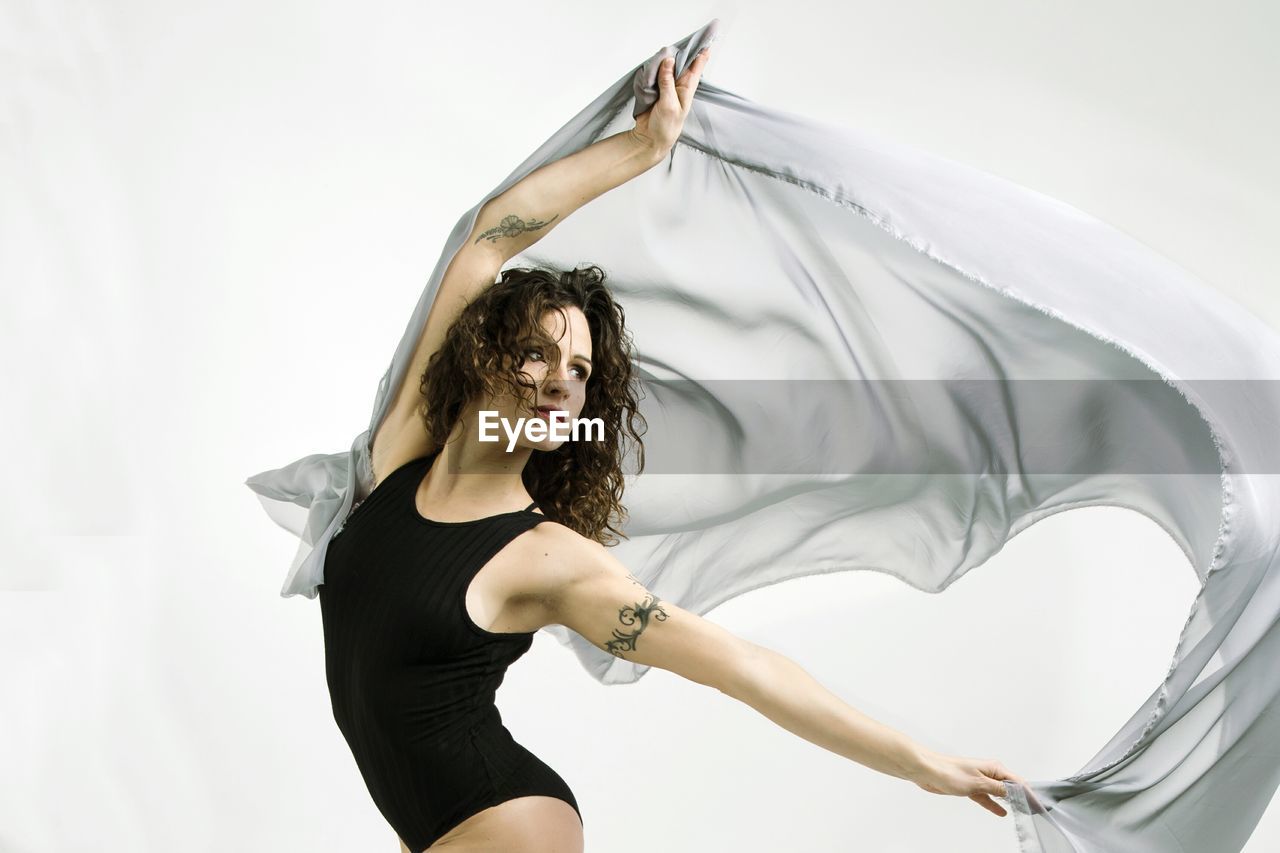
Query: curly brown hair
416 263 647 545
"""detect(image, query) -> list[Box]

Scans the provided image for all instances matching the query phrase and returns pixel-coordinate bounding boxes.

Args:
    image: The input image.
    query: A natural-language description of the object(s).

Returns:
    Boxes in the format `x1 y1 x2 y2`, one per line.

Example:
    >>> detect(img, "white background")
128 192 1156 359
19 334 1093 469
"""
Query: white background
3 0 1277 850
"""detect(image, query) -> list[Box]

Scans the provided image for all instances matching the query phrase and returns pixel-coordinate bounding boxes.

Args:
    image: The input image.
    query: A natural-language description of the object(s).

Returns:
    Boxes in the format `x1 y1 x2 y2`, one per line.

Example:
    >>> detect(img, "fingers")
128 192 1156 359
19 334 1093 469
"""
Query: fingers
676 49 710 109
659 56 677 99
655 46 711 113
684 46 711 79
661 46 711 79
983 771 1009 799
970 793 1009 817
983 759 1027 785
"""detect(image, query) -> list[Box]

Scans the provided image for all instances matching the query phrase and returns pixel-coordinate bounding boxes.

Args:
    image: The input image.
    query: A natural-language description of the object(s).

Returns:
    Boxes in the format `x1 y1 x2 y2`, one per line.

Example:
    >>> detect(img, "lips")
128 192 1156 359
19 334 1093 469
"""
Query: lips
533 405 566 418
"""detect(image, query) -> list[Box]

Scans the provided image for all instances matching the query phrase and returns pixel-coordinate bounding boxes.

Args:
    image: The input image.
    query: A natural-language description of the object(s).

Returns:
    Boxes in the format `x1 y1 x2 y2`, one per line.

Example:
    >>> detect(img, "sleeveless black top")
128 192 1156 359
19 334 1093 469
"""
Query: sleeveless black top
318 453 581 852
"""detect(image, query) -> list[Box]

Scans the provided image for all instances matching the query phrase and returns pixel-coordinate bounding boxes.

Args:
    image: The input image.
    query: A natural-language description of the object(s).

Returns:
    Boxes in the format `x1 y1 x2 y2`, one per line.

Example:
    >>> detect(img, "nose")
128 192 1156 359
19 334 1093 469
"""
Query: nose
540 364 570 398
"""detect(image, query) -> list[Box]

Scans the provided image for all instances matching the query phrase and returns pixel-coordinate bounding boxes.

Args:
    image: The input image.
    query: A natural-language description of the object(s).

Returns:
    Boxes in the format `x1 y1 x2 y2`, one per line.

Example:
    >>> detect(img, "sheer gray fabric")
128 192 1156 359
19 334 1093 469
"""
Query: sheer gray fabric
245 19 1280 852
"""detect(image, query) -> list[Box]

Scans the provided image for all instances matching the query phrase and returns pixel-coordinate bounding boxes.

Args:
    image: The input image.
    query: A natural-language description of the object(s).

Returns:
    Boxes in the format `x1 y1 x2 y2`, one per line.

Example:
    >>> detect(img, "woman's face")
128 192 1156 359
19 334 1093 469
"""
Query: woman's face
482 305 594 453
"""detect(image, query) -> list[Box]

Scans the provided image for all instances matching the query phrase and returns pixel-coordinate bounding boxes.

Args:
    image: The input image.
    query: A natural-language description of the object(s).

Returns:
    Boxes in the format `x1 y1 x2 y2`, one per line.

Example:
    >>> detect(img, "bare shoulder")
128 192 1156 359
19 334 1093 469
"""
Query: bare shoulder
517 521 611 596
524 517 614 558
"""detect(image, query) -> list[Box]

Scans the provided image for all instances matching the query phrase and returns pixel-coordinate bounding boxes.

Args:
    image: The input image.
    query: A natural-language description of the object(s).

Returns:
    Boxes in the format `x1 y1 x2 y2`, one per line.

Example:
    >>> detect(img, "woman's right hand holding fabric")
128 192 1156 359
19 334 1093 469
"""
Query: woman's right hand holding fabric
629 47 711 156
911 748 1028 817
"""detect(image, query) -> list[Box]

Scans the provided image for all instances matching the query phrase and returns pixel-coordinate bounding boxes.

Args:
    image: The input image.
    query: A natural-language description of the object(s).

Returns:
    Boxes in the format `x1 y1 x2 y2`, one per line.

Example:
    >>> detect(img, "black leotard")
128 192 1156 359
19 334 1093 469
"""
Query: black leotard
319 452 581 852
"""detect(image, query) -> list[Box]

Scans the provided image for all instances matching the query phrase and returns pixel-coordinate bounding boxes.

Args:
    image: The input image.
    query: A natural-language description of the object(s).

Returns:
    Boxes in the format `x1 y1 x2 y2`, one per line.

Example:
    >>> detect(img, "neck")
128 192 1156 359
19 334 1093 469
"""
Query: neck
422 407 535 512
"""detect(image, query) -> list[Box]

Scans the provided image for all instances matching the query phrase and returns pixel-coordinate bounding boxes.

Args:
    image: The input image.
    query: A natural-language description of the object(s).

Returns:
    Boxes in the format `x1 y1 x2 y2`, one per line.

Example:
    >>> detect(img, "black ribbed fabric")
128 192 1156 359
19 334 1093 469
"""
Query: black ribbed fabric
319 453 581 852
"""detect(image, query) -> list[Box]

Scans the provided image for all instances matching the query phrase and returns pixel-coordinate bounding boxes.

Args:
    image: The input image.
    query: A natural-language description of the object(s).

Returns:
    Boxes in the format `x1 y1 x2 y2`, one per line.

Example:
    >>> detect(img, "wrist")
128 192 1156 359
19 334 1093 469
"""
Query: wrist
624 128 669 166
899 741 937 785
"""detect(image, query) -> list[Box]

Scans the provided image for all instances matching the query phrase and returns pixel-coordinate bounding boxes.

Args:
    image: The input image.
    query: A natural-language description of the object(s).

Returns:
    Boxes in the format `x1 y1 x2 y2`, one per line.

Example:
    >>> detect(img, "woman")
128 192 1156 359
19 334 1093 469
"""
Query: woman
319 47 1025 852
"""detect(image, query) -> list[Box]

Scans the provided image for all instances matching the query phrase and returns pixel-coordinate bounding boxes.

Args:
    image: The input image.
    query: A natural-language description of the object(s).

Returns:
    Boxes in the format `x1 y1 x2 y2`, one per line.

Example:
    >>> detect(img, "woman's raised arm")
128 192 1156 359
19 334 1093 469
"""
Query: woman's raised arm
372 50 711 474
468 47 711 264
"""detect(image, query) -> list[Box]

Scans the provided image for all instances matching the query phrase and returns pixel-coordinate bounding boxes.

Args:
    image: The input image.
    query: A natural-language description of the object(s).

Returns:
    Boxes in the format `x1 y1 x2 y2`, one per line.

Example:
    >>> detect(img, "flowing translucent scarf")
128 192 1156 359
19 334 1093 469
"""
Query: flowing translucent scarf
245 19 1280 852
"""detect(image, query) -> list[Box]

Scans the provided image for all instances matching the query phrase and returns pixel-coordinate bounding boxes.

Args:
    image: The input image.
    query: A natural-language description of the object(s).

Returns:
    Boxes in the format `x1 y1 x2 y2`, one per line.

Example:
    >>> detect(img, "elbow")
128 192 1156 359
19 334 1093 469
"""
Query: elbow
716 639 770 701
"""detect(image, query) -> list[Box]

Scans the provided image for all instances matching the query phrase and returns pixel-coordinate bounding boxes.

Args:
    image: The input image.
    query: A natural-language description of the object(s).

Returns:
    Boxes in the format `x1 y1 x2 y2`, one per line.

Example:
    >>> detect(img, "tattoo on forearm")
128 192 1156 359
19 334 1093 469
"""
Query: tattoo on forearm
473 213 560 246
602 574 669 658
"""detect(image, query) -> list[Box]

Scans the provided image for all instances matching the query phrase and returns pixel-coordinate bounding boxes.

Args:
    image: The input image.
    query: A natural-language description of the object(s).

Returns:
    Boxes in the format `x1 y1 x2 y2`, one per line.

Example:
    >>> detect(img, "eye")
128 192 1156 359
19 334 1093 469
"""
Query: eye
524 349 545 363
571 364 590 380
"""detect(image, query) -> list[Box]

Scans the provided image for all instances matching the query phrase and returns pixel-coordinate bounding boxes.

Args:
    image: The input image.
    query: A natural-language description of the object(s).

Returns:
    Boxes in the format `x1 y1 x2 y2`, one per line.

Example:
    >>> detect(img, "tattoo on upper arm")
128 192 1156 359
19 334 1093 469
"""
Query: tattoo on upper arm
601 572 670 658
473 213 560 245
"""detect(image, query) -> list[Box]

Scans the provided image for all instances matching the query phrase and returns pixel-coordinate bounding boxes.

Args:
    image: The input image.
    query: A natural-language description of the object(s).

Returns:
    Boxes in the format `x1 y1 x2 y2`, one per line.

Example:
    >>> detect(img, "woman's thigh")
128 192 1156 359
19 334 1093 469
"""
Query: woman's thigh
426 796 583 852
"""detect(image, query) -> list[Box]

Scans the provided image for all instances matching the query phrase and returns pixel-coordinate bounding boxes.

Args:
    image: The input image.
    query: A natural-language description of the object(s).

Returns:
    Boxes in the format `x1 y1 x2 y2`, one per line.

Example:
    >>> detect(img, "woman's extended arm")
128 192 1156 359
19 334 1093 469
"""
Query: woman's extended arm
728 645 1025 816
523 522 1027 818
467 48 711 262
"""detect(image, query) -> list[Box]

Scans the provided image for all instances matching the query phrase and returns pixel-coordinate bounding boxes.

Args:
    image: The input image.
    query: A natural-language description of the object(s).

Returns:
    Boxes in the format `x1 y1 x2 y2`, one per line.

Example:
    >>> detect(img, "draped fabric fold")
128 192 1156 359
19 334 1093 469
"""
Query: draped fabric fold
246 19 1280 852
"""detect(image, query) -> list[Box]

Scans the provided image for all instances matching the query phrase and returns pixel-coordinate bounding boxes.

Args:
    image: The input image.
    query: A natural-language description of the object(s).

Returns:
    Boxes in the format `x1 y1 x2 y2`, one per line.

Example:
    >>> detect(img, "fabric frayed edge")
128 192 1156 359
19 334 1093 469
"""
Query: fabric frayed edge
1007 784 1040 853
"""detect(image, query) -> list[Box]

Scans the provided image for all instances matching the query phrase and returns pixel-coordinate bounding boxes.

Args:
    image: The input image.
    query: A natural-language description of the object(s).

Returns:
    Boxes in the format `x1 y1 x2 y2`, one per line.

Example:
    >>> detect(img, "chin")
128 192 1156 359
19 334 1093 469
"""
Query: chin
528 441 568 453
